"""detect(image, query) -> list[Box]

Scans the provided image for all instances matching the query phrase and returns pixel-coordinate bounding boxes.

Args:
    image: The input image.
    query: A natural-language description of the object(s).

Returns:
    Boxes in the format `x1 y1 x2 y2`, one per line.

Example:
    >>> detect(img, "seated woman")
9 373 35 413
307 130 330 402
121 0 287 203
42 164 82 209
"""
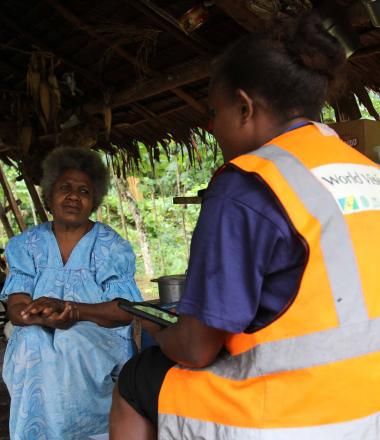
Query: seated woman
1 146 142 439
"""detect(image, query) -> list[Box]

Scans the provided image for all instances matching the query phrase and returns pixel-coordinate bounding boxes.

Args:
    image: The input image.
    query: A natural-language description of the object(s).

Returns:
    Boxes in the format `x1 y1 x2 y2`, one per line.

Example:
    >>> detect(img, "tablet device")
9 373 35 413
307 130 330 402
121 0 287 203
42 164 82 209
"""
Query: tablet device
118 300 179 327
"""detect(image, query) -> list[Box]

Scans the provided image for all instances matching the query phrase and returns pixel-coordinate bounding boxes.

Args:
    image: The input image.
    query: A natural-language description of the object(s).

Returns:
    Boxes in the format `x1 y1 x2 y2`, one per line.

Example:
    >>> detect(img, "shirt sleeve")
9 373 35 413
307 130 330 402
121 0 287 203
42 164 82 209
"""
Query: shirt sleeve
177 170 306 333
0 234 36 300
96 237 143 302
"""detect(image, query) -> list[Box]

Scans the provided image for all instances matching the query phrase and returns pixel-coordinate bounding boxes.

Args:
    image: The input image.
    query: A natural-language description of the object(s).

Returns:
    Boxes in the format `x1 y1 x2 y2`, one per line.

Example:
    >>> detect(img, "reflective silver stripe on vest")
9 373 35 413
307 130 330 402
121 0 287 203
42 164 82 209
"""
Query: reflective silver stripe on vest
158 411 380 440
205 316 380 380
252 145 368 325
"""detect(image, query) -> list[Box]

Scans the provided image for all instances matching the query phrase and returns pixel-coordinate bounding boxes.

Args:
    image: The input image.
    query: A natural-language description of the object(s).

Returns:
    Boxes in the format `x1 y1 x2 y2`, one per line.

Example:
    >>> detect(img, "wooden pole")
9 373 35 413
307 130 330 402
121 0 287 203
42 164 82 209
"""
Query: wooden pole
0 201 14 238
27 191 38 226
20 163 48 223
0 164 26 232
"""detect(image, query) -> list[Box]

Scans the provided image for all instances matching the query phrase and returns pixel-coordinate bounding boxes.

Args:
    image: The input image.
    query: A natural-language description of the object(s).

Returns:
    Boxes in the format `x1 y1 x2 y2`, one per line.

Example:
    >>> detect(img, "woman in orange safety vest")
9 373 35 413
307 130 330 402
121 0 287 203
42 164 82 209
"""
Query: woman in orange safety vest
110 12 380 440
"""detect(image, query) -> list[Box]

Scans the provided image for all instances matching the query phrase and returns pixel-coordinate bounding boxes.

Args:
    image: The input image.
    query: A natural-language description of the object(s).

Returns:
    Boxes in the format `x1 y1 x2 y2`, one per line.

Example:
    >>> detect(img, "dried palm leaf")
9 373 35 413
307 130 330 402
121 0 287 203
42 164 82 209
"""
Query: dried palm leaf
38 112 48 134
49 90 59 131
48 73 61 109
19 126 33 154
26 67 41 105
39 81 50 124
104 106 112 140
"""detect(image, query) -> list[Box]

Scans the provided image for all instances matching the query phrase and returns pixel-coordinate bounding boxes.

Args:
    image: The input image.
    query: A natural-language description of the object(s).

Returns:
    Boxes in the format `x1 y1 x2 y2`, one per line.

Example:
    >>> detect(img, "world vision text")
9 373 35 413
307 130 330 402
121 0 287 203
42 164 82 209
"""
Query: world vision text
322 171 380 186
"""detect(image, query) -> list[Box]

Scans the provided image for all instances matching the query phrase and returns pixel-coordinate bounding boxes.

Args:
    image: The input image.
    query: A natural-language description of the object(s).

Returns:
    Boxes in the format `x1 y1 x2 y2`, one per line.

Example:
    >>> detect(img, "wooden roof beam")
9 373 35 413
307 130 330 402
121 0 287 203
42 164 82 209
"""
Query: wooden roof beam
129 0 211 57
84 58 211 113
40 97 208 145
215 0 263 32
171 87 207 115
43 0 207 114
351 44 380 60
113 102 200 130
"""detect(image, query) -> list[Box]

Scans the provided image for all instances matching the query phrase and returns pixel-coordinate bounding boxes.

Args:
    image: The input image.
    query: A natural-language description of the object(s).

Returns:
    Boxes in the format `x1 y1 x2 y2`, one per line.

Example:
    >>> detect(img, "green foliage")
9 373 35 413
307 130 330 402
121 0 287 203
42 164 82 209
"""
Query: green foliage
357 91 380 120
104 137 223 277
321 91 380 123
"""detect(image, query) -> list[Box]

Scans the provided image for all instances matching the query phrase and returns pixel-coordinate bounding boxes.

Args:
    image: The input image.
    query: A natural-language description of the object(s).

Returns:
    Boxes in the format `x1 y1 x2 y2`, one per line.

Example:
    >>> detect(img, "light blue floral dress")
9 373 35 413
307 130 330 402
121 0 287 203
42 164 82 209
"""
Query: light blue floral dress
1 222 142 440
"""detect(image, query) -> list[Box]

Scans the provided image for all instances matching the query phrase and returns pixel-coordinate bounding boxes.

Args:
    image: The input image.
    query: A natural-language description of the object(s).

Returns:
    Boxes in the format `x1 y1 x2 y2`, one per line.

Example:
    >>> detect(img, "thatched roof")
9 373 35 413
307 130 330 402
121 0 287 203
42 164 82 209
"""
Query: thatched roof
0 0 380 181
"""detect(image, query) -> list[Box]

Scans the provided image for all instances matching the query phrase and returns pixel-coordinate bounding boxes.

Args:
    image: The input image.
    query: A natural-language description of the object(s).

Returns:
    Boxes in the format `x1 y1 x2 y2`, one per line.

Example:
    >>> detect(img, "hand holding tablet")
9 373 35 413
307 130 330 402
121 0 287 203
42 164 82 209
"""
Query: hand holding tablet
118 299 178 327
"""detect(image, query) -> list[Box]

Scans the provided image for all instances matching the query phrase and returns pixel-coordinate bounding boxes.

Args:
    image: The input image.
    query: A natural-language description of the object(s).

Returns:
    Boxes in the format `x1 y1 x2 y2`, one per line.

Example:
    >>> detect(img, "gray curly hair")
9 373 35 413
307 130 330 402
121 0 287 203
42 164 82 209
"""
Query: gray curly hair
40 146 109 212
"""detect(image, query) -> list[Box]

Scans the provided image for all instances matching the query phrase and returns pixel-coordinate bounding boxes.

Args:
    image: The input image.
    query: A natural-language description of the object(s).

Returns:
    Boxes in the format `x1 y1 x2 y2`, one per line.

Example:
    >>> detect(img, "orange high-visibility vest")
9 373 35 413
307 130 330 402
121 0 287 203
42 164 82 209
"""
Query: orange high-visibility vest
158 123 380 439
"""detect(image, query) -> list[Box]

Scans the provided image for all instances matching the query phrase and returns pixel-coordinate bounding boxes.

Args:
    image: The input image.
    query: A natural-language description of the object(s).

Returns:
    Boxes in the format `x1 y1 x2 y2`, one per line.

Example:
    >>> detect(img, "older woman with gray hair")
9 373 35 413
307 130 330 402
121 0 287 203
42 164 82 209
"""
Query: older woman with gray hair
1 147 142 439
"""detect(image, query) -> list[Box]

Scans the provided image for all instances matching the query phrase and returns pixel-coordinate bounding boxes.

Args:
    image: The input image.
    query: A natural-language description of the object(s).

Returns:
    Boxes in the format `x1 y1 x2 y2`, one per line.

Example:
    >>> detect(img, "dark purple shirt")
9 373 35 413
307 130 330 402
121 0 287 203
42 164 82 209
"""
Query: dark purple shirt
177 167 307 333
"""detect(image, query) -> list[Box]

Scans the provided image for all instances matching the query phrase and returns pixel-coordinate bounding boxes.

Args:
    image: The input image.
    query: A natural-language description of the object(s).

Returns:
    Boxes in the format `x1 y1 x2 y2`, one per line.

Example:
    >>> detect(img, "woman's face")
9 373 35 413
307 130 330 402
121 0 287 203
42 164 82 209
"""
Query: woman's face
49 169 94 227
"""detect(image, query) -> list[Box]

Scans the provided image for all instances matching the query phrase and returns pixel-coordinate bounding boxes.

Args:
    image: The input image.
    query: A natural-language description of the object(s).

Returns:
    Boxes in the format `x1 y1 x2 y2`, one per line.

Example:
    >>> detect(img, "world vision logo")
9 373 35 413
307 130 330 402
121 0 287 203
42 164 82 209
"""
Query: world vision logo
338 196 359 212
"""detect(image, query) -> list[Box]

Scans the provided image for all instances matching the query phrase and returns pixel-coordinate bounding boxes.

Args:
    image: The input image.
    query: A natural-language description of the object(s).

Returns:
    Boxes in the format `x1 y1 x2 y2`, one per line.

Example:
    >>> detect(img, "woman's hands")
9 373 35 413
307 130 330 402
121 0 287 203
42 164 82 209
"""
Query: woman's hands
21 296 80 329
8 294 79 329
8 294 135 329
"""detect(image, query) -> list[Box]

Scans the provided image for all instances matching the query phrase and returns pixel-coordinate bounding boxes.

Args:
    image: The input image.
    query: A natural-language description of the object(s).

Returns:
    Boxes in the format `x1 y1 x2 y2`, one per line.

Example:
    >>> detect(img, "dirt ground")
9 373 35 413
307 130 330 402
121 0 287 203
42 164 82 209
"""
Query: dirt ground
0 338 10 440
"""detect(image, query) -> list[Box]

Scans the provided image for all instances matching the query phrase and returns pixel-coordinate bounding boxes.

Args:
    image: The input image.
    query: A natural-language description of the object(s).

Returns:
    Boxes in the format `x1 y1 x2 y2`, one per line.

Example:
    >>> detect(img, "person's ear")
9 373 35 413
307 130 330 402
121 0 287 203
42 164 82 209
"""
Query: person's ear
236 89 254 124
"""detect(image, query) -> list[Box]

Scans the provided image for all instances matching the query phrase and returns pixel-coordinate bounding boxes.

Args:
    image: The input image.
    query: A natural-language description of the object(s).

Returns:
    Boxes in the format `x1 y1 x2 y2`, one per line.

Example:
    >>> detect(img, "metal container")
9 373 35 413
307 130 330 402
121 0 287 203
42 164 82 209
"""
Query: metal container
151 274 186 304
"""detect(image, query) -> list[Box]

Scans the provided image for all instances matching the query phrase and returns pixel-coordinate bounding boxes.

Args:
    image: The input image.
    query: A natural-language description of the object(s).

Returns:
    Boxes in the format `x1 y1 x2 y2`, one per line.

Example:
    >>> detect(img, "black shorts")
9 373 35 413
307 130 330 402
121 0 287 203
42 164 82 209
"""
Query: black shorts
118 345 175 427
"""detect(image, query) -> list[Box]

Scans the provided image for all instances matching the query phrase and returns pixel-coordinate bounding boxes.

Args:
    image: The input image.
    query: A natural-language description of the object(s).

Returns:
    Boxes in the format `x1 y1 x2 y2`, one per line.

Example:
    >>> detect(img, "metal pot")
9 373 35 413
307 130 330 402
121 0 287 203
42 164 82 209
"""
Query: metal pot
151 274 186 304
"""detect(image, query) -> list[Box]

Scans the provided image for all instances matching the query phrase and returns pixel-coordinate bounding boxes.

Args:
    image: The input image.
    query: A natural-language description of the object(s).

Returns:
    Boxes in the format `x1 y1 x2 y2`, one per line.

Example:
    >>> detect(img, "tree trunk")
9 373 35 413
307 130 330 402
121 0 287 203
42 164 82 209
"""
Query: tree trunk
106 204 111 224
97 207 103 222
111 166 129 239
119 181 154 277
151 191 166 273
176 160 190 258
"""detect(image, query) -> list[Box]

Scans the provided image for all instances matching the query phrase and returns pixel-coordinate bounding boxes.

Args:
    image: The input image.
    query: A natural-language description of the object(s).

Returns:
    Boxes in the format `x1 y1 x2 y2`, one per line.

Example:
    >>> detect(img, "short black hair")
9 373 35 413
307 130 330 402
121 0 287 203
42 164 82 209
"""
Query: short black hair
211 13 346 121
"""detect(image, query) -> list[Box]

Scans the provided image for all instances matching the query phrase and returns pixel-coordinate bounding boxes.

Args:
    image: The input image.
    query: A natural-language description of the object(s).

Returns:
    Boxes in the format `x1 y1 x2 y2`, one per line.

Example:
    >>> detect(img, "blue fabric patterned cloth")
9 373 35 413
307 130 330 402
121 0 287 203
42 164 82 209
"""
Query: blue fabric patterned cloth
1 222 142 440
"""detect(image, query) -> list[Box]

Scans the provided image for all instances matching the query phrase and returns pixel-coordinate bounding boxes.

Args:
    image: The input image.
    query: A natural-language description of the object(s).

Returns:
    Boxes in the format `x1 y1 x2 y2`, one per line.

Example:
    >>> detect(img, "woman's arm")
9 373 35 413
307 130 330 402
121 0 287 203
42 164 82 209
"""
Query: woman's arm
72 300 133 327
20 297 133 328
144 315 228 368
